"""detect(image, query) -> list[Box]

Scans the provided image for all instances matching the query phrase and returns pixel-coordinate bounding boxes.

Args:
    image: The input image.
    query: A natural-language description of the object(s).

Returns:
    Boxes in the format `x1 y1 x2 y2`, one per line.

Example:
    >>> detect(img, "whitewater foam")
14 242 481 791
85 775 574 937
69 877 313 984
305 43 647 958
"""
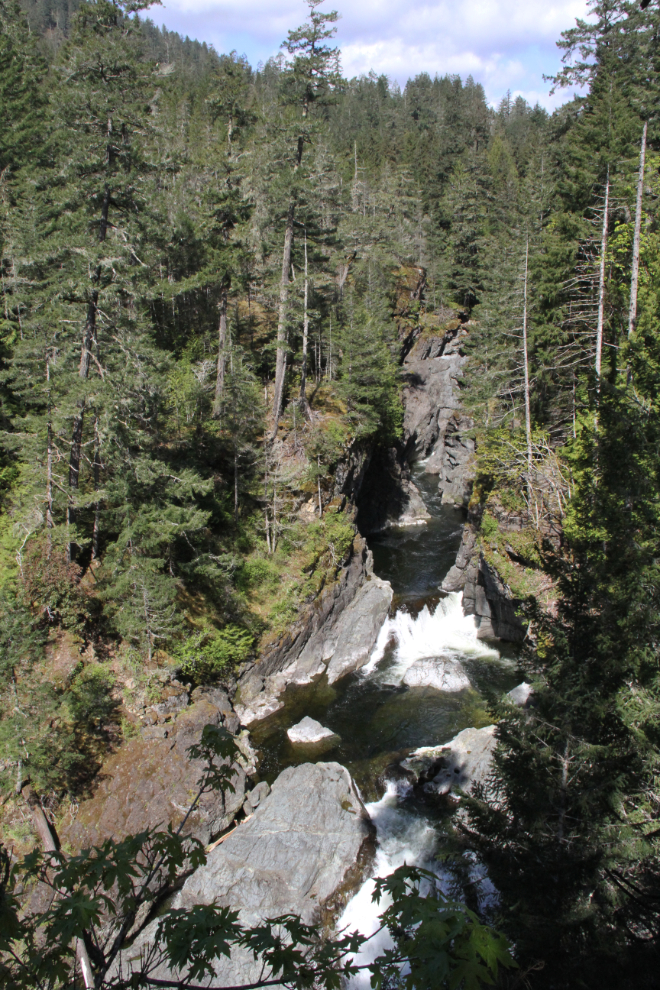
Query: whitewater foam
337 780 441 988
362 591 499 685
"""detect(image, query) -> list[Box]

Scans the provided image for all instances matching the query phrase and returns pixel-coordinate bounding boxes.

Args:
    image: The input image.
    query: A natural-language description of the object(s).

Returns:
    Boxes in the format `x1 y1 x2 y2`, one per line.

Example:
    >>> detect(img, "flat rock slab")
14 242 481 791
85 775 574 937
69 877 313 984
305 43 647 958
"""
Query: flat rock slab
287 716 340 746
402 725 496 797
402 657 471 692
122 763 373 988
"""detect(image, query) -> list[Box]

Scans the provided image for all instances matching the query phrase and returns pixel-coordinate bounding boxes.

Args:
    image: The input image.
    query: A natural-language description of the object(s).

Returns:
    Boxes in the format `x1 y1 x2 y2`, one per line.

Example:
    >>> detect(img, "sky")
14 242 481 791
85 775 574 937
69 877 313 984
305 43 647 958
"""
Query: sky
145 0 593 110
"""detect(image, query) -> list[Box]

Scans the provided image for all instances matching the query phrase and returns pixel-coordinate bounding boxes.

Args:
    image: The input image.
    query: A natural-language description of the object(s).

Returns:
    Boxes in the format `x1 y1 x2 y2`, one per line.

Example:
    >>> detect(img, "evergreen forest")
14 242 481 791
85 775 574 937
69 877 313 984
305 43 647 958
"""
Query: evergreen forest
1 0 660 986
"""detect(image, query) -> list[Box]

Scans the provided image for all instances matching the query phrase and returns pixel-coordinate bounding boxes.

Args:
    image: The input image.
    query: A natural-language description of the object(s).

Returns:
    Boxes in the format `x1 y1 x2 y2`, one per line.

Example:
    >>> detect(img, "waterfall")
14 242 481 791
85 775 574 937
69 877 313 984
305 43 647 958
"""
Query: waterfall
362 591 500 686
337 780 442 989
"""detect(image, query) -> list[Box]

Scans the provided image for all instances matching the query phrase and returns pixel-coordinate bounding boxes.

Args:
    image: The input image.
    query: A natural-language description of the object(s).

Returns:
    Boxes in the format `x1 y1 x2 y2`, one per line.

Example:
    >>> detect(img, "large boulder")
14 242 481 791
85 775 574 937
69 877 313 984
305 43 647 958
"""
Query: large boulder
287 716 340 746
123 762 374 987
402 725 496 798
402 658 471 692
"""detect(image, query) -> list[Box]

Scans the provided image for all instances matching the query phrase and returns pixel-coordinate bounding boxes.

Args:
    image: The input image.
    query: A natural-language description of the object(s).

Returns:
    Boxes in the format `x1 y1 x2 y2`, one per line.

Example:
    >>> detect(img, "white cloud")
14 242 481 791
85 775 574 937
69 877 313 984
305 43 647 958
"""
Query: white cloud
148 0 591 108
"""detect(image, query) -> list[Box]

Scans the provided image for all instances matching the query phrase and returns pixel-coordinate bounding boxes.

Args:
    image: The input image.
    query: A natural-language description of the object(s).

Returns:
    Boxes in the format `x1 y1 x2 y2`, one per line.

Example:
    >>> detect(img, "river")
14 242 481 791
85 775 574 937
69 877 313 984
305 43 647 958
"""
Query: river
249 467 520 973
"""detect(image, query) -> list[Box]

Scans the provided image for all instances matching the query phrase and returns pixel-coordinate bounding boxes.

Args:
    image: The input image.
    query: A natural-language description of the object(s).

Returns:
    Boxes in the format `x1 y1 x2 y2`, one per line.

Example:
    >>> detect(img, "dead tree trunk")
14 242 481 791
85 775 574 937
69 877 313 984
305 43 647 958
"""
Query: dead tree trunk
522 236 533 478
213 285 228 418
22 784 94 989
271 203 295 436
595 168 610 385
628 122 647 339
299 231 311 415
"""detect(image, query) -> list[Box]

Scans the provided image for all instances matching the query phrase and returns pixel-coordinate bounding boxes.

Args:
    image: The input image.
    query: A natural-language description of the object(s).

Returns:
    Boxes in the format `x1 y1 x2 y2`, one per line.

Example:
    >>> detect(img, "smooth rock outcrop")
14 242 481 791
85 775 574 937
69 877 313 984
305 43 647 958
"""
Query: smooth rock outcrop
402 725 496 798
287 716 340 746
324 575 393 683
235 547 393 725
123 763 373 988
507 682 533 707
402 657 470 692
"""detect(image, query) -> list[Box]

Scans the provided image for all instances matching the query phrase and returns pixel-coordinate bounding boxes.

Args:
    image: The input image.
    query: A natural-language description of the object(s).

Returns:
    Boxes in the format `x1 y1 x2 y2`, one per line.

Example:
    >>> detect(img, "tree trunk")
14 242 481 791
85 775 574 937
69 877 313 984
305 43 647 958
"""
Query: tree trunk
299 231 310 413
22 784 94 989
272 203 295 435
628 122 647 339
595 167 610 384
213 286 228 417
522 237 533 478
234 448 239 520
91 417 101 562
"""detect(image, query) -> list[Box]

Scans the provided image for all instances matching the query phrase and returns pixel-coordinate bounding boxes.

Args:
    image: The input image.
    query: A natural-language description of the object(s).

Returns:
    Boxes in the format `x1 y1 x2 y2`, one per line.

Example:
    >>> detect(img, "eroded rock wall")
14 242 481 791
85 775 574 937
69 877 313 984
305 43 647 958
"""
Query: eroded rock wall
234 537 392 725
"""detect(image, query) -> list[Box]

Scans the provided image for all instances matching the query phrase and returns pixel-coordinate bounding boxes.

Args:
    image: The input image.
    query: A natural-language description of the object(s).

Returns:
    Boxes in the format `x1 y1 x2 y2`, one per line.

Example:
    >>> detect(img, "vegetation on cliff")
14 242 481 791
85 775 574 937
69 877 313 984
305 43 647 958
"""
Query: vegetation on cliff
1 0 660 985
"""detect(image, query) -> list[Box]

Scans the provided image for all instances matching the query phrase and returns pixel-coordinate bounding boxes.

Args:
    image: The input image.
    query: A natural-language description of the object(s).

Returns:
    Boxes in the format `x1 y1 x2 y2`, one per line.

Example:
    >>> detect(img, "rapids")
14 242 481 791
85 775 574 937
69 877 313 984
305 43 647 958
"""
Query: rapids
248 468 520 980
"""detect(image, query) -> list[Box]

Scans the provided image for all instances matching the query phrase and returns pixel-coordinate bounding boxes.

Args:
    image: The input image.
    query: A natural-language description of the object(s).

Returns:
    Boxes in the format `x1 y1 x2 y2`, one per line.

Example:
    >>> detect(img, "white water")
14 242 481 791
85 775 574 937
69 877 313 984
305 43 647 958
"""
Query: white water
340 593 503 985
362 591 500 686
337 780 442 989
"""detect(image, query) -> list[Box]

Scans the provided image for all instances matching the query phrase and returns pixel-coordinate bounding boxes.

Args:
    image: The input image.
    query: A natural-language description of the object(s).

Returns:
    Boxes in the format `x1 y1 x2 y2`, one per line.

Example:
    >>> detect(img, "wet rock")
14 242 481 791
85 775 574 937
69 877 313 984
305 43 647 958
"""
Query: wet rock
507 682 533 707
402 658 470 692
287 716 339 745
123 763 374 988
444 534 526 644
325 576 393 683
235 543 392 724
355 447 430 533
402 725 496 798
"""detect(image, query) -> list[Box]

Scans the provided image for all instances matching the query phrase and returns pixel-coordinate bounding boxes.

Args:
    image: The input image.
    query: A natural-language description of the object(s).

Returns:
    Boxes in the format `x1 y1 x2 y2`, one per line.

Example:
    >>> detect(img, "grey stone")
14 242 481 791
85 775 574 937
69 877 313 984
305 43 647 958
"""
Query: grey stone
246 780 270 809
402 725 496 798
402 658 470 693
121 763 373 988
150 692 189 722
325 575 393 683
507 682 533 707
287 716 340 745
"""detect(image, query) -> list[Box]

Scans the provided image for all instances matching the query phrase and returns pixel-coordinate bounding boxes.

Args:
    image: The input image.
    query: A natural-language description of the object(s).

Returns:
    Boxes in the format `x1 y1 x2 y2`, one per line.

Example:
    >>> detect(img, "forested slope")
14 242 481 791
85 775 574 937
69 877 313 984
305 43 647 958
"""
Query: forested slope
1 0 660 984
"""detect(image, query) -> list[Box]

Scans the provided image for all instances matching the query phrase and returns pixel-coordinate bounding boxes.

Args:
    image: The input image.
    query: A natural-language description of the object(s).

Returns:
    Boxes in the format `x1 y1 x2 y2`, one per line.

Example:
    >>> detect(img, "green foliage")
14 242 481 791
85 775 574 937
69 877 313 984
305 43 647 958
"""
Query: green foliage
174 624 254 682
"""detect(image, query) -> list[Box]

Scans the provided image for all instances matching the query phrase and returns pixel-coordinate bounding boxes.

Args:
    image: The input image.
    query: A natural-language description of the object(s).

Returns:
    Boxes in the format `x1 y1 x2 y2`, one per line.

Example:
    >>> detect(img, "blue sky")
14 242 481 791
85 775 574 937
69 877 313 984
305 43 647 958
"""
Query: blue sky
146 0 592 110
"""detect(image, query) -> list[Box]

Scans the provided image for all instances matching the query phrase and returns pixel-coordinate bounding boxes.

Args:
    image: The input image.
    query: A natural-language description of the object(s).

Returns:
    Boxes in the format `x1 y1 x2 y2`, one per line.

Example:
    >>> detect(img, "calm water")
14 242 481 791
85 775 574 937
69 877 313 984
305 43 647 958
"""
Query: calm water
250 468 520 800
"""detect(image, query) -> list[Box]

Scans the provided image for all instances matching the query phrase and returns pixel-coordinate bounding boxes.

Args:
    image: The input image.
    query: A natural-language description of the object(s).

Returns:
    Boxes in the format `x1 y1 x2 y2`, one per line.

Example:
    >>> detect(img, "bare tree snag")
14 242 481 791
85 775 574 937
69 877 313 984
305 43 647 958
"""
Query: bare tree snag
272 203 295 435
628 121 647 339
299 230 311 414
213 285 229 417
522 236 533 478
595 167 610 384
22 784 94 989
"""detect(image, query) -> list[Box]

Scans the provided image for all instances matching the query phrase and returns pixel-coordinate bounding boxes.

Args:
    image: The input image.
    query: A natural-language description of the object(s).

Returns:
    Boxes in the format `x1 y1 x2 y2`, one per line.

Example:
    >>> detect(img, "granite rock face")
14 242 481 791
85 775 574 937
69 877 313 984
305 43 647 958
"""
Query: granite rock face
401 326 475 506
123 763 374 988
401 658 471 692
442 525 525 644
402 725 497 798
234 542 392 725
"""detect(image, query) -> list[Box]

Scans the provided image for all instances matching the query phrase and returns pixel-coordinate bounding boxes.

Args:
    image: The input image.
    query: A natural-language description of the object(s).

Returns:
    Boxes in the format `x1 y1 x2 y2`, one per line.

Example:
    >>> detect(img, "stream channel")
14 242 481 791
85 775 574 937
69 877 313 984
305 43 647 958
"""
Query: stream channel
249 467 521 973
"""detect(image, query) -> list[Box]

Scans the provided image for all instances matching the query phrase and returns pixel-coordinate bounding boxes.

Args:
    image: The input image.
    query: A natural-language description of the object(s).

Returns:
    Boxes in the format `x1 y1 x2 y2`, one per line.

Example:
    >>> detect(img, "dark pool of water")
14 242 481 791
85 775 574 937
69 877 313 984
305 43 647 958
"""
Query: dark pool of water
249 468 521 799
